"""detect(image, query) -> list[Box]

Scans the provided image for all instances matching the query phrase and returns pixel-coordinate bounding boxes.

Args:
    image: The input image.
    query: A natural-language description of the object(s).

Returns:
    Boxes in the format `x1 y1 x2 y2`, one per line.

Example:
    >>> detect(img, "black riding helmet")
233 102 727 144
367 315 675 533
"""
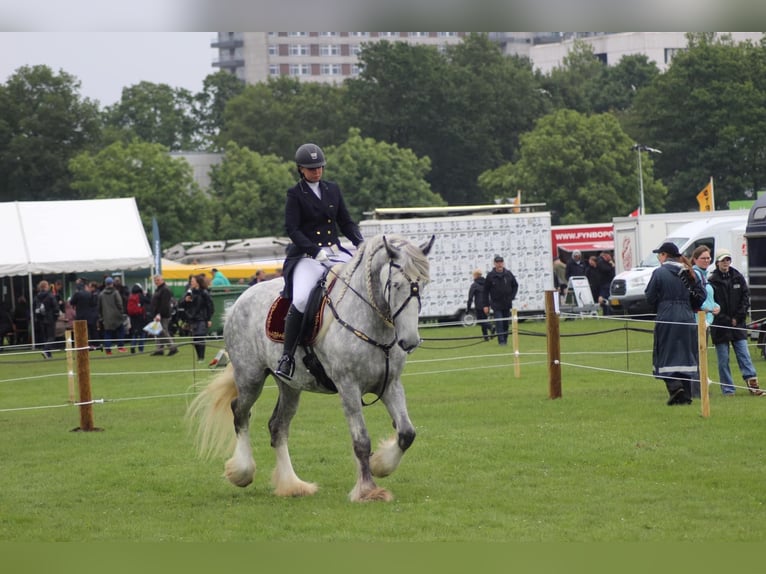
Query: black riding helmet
295 143 326 169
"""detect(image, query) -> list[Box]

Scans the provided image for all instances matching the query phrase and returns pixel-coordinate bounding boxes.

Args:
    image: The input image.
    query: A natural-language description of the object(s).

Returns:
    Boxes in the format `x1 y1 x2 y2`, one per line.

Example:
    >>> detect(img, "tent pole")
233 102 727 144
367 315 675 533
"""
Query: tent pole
28 273 35 348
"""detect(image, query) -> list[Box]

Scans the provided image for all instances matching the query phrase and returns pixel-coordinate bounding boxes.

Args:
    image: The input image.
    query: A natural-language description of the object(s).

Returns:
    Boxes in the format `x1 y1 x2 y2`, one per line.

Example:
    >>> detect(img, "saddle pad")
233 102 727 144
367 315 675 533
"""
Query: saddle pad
265 296 326 344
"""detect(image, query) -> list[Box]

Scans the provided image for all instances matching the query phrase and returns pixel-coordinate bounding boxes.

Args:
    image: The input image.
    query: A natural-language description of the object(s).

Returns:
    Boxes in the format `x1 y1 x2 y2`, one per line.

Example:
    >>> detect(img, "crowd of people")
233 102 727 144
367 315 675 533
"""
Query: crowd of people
0 272 222 362
646 242 764 406
553 249 615 312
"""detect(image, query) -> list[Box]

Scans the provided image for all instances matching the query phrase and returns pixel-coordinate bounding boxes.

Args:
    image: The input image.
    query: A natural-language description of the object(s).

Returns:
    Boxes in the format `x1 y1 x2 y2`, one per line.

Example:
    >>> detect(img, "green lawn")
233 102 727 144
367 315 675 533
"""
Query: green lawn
1 318 765 542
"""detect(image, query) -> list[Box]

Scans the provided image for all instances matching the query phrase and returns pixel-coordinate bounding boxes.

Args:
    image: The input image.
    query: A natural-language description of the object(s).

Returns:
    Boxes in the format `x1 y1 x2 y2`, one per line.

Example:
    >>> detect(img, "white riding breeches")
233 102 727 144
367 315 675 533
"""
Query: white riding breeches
291 247 352 312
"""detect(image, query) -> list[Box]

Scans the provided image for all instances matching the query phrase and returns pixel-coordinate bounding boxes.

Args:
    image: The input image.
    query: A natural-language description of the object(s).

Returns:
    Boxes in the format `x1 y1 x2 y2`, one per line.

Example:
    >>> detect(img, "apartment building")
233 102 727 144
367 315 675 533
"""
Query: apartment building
213 32 766 84
528 32 764 74
211 32 467 84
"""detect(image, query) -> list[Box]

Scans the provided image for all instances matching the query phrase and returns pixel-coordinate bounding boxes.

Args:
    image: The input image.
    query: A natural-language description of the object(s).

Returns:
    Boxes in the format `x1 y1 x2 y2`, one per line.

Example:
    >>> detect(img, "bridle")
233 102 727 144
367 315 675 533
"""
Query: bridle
323 246 423 405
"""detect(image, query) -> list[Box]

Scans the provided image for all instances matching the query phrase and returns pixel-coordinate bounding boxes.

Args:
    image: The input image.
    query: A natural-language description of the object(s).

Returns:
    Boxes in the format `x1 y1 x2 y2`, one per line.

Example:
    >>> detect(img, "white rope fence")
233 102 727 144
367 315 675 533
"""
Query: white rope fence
1 311 764 414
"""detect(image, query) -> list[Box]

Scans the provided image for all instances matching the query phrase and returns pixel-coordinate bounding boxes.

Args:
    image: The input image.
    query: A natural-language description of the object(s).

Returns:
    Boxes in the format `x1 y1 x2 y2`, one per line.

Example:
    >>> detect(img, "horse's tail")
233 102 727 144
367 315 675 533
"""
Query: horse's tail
185 363 238 459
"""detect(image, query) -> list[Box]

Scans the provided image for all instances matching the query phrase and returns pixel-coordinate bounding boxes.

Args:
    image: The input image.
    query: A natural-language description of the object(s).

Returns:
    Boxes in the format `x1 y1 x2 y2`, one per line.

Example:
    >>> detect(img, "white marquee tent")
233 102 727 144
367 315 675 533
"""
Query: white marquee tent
0 198 154 346
0 198 153 277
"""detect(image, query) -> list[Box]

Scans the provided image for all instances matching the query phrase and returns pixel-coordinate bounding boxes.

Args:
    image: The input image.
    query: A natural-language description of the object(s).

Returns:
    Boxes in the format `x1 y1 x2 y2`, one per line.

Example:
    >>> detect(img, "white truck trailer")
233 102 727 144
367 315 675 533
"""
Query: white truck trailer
612 209 750 276
359 205 554 321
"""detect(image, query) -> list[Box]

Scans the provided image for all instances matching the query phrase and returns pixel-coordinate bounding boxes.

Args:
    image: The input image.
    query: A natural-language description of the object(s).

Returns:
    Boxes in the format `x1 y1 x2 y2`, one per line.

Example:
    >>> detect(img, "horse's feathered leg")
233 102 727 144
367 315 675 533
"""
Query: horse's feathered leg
269 382 318 497
338 386 394 502
370 378 415 478
223 368 265 487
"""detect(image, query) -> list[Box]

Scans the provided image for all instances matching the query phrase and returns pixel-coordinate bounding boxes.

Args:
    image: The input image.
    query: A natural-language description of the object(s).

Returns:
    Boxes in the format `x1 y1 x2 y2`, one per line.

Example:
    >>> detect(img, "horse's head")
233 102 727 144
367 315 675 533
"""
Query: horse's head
380 234 435 353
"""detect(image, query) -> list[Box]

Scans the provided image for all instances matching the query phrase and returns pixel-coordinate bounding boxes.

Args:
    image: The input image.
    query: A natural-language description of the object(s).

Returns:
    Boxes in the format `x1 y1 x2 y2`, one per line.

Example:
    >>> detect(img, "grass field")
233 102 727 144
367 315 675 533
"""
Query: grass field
1 317 766 542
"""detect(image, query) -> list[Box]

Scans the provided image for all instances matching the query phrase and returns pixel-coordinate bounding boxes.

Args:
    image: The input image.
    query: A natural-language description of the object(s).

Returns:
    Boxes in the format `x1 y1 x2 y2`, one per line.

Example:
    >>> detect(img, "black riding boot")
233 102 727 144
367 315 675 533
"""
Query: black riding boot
276 305 304 380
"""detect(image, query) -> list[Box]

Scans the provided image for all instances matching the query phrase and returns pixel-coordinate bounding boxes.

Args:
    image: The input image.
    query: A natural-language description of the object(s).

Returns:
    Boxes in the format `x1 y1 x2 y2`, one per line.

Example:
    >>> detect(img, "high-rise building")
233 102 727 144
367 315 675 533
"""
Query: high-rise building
211 32 467 84
212 32 766 85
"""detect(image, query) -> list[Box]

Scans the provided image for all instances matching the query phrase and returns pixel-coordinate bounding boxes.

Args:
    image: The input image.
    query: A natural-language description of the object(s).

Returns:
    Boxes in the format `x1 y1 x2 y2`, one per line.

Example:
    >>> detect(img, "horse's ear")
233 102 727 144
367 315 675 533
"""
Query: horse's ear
420 235 435 256
383 235 401 259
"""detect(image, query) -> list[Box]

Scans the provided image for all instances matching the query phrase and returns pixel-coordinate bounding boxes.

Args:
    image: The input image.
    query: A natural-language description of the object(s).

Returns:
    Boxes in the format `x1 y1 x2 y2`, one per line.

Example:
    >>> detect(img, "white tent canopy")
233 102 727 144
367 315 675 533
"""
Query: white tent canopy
0 198 153 277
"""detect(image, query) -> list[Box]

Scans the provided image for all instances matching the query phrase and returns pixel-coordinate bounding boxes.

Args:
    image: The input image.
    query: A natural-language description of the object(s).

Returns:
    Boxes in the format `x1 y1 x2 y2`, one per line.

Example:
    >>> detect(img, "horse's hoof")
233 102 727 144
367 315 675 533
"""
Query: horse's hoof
354 487 394 502
273 481 318 497
224 459 255 487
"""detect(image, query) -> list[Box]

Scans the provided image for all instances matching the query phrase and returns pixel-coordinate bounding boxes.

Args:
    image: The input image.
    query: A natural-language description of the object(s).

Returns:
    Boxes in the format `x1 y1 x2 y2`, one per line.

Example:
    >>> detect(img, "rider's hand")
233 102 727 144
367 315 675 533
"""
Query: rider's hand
315 250 329 263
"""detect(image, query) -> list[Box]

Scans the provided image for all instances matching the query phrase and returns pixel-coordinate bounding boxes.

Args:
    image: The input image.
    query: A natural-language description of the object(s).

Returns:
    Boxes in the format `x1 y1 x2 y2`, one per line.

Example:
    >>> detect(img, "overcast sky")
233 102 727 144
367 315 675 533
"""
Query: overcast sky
0 32 216 107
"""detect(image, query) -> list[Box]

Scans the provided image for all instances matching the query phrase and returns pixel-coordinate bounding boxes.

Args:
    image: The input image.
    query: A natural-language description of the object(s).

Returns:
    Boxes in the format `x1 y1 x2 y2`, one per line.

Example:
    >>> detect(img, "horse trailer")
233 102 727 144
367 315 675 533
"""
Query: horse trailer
359 205 554 321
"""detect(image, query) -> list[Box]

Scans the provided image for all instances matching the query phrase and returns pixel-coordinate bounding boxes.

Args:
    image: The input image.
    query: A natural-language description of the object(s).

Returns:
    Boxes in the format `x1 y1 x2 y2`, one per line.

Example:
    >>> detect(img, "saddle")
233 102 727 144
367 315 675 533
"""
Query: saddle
266 276 338 393
266 295 326 345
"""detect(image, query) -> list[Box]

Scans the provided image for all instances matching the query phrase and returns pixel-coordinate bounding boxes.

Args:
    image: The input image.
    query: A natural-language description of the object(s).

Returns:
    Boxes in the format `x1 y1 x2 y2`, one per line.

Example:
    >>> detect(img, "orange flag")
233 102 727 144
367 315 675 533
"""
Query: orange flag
696 178 714 211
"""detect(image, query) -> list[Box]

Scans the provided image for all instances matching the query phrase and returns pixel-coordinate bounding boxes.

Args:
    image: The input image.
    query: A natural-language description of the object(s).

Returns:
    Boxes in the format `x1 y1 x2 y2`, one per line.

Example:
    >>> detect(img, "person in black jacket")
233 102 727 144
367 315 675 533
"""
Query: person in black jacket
645 242 706 406
482 255 519 346
181 274 215 363
276 143 364 379
34 280 60 359
466 269 492 341
150 274 178 357
69 280 100 349
708 249 763 396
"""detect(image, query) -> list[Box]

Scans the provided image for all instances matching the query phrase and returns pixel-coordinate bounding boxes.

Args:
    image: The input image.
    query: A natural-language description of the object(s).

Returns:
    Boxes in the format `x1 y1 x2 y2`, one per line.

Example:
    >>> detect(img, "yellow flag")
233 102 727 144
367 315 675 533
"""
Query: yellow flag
513 190 521 213
696 179 713 211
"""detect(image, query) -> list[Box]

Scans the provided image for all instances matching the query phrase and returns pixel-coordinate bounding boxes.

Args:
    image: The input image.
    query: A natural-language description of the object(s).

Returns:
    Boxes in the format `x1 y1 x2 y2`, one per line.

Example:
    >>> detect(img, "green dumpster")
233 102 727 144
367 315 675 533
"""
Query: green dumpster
208 285 249 336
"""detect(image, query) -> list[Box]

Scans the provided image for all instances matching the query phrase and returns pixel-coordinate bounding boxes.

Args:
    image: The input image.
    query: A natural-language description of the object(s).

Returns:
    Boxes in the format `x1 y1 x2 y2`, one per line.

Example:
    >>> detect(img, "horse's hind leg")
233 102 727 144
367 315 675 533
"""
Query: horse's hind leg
370 379 415 479
269 383 318 497
224 372 264 488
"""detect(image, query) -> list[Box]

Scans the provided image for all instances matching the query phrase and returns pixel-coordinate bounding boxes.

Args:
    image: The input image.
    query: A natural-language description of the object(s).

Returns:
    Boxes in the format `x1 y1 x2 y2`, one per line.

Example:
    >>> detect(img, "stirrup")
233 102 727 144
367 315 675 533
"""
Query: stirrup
276 354 295 379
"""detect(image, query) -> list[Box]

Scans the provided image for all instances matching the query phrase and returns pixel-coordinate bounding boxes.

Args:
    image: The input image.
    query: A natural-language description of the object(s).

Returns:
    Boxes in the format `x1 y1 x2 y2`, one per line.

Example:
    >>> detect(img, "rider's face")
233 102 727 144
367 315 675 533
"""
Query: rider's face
300 165 323 183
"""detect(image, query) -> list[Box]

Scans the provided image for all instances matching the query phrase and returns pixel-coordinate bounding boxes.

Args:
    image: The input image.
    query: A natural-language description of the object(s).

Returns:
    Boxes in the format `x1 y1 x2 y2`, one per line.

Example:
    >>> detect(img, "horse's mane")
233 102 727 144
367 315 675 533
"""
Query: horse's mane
349 234 430 283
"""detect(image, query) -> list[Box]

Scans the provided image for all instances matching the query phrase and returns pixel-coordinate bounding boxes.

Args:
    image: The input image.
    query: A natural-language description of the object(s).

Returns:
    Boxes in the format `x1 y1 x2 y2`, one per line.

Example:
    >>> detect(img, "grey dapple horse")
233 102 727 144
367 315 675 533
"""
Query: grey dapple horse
187 234 434 502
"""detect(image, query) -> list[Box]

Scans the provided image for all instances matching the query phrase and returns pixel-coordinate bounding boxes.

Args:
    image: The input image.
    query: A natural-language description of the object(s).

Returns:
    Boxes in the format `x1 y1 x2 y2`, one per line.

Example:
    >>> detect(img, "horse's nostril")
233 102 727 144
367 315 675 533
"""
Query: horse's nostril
398 339 422 353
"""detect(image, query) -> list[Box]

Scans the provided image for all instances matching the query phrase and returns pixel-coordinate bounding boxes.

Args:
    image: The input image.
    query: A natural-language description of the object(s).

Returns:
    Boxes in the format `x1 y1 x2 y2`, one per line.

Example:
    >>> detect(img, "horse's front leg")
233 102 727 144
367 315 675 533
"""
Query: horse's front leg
269 382 318 497
339 385 394 502
370 377 415 478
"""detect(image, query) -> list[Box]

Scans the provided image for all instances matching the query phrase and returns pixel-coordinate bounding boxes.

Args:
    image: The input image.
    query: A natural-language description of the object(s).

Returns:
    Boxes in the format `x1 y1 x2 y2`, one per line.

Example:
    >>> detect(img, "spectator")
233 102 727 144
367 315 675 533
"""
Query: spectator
127 283 151 354
552 256 567 302
595 251 616 314
181 274 215 363
466 269 492 341
690 245 720 398
33 280 60 359
645 242 706 405
565 250 587 281
249 269 265 286
690 246 719 328
0 304 15 347
211 268 231 286
482 254 519 346
98 277 126 355
12 295 29 345
708 248 764 396
150 274 179 356
69 281 100 349
585 255 600 302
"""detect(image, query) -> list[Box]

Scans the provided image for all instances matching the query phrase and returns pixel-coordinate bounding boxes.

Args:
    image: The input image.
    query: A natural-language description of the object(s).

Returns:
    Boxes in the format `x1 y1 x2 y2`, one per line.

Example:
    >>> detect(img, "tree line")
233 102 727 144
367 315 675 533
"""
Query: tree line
1 32 764 245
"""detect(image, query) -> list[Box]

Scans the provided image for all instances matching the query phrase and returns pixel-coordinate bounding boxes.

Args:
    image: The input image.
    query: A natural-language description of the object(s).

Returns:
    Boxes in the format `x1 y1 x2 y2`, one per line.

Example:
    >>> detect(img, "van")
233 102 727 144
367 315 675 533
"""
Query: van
609 215 747 316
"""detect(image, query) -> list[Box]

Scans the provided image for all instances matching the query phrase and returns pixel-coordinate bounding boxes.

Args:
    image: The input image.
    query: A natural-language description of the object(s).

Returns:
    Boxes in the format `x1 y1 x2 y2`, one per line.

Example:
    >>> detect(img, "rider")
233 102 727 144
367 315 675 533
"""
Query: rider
276 143 364 379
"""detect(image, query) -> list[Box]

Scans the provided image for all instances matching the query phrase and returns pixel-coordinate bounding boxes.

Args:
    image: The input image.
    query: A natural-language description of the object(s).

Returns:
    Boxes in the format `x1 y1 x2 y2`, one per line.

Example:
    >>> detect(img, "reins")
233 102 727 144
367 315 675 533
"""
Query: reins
321 244 423 406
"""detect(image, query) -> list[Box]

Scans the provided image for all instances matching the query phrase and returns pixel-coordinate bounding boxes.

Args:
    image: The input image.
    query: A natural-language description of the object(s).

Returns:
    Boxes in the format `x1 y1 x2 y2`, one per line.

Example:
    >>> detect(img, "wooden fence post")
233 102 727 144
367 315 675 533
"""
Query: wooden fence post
545 290 562 399
698 311 710 418
73 320 96 431
512 308 520 378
